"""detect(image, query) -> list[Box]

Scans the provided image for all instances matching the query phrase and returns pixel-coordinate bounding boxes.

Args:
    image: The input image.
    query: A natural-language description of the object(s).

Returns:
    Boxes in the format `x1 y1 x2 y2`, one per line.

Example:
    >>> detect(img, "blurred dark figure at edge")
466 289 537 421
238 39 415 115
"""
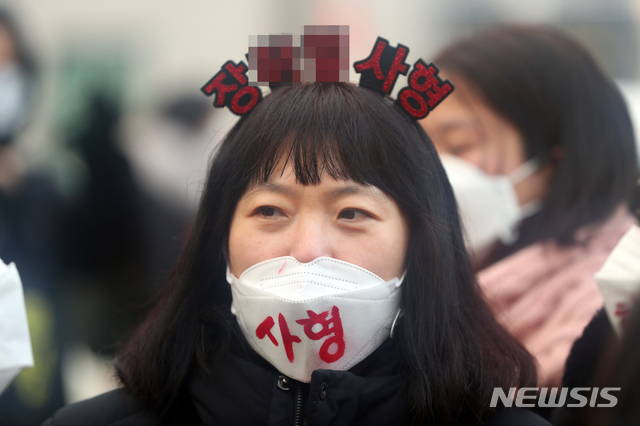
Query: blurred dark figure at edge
0 8 67 426
59 92 190 360
59 94 150 355
0 8 192 424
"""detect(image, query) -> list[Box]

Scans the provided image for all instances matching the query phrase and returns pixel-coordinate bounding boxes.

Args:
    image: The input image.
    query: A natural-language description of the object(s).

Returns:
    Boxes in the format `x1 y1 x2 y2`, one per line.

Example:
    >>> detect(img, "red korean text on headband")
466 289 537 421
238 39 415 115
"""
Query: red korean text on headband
201 33 453 119
200 60 263 116
396 59 453 119
353 36 410 95
354 36 454 120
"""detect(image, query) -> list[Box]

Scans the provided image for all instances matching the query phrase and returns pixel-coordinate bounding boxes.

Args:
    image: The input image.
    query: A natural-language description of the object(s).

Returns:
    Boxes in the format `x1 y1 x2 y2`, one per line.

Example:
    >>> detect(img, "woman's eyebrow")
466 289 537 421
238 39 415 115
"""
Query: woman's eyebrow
438 119 472 134
245 182 295 197
326 184 385 202
245 182 386 201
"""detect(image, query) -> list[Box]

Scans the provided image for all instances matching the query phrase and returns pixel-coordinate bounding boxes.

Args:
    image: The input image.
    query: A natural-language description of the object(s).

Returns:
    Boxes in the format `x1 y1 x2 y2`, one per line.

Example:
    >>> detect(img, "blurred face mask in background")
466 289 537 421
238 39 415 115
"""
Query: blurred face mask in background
440 154 541 254
0 62 29 145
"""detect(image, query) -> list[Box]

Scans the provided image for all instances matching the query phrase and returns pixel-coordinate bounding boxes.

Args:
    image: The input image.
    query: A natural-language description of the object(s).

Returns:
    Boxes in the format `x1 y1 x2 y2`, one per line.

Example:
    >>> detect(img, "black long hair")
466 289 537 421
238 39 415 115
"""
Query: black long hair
578 299 640 425
434 25 639 254
116 82 536 424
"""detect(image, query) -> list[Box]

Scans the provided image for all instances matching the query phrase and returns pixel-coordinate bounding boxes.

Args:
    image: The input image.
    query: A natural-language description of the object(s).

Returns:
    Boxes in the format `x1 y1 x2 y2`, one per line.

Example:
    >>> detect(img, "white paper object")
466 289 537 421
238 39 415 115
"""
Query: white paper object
595 224 640 336
0 258 34 394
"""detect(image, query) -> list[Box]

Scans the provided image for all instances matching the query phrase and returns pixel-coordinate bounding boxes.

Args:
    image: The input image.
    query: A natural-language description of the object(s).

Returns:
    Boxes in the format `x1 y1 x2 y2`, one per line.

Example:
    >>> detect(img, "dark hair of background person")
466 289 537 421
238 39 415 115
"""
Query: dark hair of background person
115 83 537 424
552 308 612 425
577 301 640 425
434 25 639 258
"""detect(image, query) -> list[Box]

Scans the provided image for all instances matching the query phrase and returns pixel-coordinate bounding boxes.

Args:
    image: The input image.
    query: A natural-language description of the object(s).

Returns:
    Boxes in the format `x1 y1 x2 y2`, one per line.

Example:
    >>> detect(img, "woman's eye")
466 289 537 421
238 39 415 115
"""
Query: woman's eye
256 206 282 217
338 209 369 220
449 143 473 157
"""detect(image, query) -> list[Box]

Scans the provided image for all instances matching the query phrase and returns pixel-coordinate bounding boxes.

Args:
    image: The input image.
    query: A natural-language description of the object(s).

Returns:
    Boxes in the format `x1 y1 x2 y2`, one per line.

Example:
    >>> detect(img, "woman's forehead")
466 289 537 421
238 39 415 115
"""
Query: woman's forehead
243 164 388 202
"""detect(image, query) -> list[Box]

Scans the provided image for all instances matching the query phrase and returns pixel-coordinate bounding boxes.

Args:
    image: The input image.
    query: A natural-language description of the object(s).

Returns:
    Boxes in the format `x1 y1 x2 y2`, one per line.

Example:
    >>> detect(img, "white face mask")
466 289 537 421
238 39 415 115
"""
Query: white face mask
0 62 29 142
227 256 403 383
595 224 640 337
440 154 541 254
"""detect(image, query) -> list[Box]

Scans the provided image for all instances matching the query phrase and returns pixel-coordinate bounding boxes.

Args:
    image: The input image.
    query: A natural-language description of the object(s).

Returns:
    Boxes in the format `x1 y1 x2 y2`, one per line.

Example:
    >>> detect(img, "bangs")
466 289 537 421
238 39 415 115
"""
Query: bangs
228 83 413 190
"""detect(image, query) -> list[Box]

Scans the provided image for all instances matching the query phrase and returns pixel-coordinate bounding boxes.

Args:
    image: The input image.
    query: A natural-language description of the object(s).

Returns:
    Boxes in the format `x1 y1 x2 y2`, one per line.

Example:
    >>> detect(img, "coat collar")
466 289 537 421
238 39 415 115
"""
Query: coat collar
187 326 406 426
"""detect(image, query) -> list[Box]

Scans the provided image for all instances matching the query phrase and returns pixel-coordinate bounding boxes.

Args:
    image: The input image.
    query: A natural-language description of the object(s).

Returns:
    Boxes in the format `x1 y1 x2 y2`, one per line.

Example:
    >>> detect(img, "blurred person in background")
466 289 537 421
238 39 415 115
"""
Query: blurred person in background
421 25 639 397
568 297 640 426
59 92 151 357
0 8 34 146
120 93 214 283
554 223 640 424
120 94 217 218
58 91 193 374
0 8 67 426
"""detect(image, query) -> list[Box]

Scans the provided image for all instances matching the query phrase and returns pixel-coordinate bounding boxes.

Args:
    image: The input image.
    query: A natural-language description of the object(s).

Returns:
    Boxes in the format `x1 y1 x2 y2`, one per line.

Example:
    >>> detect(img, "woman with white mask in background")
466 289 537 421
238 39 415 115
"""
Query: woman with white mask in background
422 25 639 392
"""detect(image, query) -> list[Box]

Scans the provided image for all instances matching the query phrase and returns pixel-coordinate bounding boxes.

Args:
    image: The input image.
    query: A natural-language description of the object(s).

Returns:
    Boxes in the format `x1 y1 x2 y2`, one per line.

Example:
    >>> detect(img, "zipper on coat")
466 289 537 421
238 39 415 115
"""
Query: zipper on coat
294 382 304 426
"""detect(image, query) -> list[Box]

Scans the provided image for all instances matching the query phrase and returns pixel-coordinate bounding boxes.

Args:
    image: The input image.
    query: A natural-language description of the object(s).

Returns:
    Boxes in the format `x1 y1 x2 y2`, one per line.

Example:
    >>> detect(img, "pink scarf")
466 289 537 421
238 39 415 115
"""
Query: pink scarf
479 207 636 387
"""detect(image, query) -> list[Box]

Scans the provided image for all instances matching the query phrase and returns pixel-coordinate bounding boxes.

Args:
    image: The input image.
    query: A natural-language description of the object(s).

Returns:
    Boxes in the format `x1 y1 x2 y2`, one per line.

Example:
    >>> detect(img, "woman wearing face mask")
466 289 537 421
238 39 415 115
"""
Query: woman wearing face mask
42 77 548 424
0 9 35 147
422 25 639 389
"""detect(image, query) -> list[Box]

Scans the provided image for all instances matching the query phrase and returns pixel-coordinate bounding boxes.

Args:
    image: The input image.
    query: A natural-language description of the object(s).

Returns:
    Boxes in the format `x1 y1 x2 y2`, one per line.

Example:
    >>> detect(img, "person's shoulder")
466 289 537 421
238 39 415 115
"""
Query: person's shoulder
482 407 550 426
41 388 154 426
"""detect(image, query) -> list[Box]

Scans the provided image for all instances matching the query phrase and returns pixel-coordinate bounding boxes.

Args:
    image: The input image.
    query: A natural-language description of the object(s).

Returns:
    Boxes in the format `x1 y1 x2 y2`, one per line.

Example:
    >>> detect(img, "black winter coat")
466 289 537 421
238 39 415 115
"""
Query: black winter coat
42 339 550 426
